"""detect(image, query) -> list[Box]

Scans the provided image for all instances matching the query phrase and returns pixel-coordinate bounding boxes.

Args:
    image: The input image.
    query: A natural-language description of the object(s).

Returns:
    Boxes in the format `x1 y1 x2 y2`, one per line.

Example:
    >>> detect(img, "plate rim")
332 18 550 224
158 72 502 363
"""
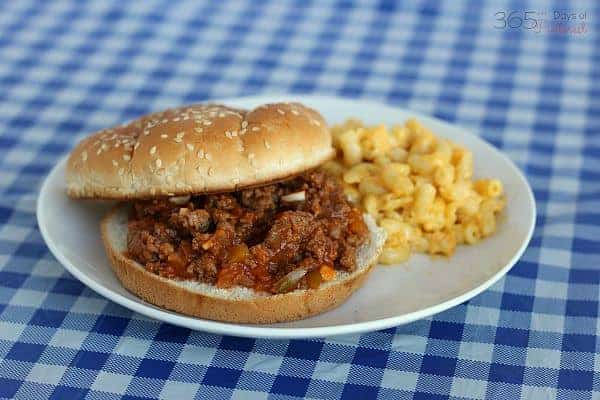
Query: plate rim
37 94 536 339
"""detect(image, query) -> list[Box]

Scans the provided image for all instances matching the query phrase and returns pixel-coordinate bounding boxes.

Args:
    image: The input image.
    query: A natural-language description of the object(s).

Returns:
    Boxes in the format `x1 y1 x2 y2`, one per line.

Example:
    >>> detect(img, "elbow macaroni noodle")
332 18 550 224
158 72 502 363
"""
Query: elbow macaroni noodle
323 118 507 264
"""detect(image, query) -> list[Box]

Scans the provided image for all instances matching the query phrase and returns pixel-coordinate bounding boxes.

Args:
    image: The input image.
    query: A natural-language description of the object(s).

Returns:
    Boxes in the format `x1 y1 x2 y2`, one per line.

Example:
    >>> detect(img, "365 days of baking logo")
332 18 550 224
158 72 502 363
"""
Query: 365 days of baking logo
494 10 588 35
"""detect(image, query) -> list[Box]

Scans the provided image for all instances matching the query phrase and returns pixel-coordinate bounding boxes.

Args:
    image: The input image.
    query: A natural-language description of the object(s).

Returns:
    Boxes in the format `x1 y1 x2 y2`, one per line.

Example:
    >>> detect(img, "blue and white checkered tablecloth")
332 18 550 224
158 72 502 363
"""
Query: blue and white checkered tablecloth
0 0 598 398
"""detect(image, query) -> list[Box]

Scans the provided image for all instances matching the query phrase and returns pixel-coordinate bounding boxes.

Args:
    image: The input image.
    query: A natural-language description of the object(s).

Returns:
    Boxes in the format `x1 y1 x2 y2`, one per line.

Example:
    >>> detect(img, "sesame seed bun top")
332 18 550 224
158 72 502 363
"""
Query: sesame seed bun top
66 102 334 199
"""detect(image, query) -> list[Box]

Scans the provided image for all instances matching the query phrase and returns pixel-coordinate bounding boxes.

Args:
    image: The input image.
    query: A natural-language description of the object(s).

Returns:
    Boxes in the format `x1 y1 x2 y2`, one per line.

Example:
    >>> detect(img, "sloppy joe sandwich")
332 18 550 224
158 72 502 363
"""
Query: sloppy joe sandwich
66 102 385 323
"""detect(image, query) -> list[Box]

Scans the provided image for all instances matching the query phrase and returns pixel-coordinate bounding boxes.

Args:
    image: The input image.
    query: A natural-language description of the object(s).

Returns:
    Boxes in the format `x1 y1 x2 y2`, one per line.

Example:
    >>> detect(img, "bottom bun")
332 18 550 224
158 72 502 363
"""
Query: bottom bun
101 204 386 324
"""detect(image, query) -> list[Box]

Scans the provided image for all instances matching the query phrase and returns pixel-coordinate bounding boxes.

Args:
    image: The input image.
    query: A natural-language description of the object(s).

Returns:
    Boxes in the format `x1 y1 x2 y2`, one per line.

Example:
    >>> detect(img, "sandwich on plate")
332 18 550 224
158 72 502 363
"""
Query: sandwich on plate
66 102 385 323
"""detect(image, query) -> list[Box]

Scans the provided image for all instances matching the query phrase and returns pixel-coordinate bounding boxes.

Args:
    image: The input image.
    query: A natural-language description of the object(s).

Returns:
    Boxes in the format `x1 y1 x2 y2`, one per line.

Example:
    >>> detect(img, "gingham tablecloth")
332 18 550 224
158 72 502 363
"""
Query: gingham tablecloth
0 1 598 399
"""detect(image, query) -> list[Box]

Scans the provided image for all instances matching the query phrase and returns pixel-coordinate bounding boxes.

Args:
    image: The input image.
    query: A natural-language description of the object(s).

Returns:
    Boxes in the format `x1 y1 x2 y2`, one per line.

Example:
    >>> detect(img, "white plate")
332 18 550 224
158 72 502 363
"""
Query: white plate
37 95 536 339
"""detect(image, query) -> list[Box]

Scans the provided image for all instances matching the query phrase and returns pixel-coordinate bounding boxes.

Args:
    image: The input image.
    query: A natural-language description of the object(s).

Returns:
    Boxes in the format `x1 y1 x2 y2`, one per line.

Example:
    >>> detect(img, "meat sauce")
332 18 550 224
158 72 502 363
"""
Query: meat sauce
126 171 369 294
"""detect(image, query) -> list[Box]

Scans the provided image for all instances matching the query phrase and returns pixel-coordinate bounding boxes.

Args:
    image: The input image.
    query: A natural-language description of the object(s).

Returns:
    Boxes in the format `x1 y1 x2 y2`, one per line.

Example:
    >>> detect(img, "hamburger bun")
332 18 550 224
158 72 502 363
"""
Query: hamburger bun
101 204 386 324
67 103 333 199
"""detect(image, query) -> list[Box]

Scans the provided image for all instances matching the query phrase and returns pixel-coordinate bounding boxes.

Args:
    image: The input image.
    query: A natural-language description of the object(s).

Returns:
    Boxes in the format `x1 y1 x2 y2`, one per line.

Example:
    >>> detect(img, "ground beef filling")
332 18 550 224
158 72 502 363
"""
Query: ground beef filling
126 172 369 294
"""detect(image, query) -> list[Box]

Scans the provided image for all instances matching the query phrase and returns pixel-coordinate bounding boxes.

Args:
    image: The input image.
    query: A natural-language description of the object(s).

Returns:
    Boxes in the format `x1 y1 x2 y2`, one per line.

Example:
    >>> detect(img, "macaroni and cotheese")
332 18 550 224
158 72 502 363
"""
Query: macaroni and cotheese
322 118 506 264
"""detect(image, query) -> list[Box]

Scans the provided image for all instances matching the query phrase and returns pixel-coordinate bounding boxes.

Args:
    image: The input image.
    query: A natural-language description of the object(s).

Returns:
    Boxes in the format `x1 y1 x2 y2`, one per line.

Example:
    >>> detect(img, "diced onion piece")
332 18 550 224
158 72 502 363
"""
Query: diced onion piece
281 191 306 202
169 195 191 205
276 268 308 293
226 243 250 264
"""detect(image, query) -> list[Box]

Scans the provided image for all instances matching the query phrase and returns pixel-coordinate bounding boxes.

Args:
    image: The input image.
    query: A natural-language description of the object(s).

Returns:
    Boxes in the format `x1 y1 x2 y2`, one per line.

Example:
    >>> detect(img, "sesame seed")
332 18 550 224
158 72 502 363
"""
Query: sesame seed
291 109 299 115
134 142 140 150
173 118 180 122
205 153 212 161
81 151 88 161
186 144 194 151
208 167 214 176
150 146 156 155
101 143 108 151
197 149 205 158
194 127 203 134
156 159 162 168
176 132 185 139
241 121 248 129
277 109 285 115
112 160 118 167
115 142 121 148
225 131 232 139
123 154 131 161
174 138 182 143
183 115 190 120
264 140 271 149
231 130 238 137
311 119 321 126
96 148 102 155
161 134 168 139
162 119 168 124
143 130 150 136
203 121 212 126
252 126 260 132
219 113 226 118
